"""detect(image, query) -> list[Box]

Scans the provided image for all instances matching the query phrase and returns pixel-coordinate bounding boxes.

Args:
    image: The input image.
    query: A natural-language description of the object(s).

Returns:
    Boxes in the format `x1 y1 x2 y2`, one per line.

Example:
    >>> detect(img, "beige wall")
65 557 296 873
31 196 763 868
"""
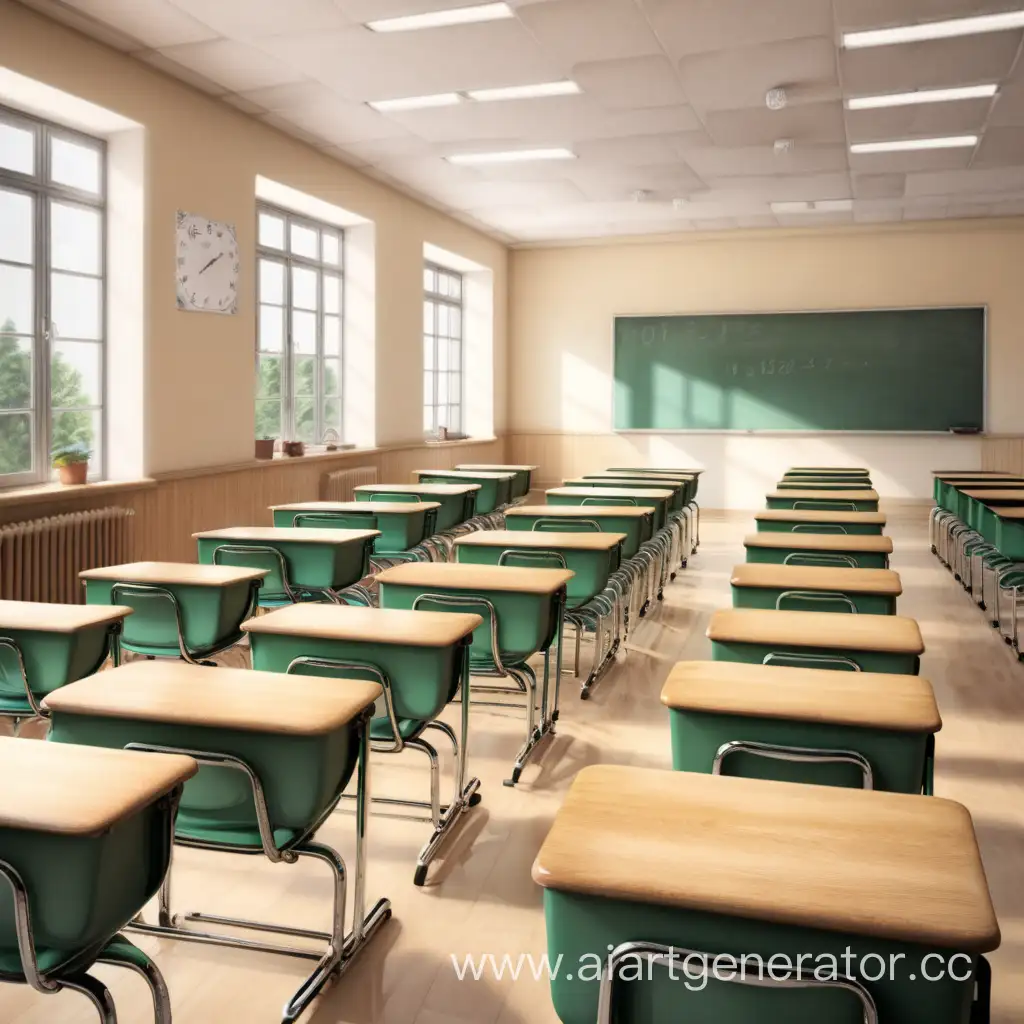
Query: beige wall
0 1 507 476
509 220 1024 507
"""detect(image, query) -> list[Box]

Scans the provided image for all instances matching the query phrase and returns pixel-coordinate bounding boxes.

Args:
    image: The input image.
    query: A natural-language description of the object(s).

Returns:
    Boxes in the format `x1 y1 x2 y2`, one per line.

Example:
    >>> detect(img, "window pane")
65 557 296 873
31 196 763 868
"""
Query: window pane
255 400 281 438
448 337 462 372
0 189 33 264
0 412 32 475
322 233 340 266
448 403 461 432
324 315 341 356
437 337 449 372
259 212 285 249
52 407 98 462
259 259 285 305
0 336 32 410
423 301 434 333
324 275 341 314
0 121 35 176
0 264 34 334
438 274 450 298
293 397 315 441
423 405 433 432
450 306 461 339
449 274 462 300
51 202 101 275
322 396 341 430
51 273 101 340
423 336 434 370
423 371 434 405
290 222 318 259
294 355 316 397
449 372 462 407
293 310 316 354
52 341 101 407
292 266 318 311
50 136 101 195
423 266 436 291
323 358 341 396
256 355 282 399
437 373 448 407
438 304 450 337
259 305 284 352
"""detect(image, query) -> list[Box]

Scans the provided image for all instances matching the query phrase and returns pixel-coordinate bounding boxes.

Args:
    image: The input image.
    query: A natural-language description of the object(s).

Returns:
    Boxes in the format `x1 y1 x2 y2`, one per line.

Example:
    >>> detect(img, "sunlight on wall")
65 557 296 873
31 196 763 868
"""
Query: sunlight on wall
561 350 611 432
345 224 376 448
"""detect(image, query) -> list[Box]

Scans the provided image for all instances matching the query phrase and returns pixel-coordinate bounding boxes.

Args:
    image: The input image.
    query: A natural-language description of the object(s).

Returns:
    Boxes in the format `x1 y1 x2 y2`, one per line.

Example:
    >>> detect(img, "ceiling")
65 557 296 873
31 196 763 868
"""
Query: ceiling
13 0 1024 243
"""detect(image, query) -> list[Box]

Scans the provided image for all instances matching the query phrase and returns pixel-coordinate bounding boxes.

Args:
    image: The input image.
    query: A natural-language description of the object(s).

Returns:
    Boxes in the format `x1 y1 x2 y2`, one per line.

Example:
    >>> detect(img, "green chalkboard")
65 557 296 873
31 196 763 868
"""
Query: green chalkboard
613 308 985 432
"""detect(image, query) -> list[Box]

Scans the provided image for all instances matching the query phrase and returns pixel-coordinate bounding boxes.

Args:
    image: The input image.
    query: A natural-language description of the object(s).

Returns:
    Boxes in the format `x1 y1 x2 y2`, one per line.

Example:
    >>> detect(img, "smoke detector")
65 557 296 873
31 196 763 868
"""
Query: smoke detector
766 87 788 111
672 198 687 212
774 138 794 155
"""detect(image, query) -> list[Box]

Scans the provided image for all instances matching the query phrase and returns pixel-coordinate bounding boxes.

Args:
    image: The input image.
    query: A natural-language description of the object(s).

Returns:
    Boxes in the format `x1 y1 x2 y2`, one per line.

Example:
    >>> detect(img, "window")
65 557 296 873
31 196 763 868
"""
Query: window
423 263 463 436
256 205 343 444
0 105 105 486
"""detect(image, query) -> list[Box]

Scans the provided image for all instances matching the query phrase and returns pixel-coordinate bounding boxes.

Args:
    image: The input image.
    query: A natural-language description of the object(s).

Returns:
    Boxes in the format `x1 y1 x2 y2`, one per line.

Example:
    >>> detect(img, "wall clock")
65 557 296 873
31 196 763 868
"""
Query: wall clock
175 211 239 314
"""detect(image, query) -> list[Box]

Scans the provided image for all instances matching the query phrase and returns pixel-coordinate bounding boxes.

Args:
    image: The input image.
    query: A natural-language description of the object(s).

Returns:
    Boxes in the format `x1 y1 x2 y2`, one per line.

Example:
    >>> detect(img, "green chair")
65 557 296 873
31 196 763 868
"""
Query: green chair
766 488 879 512
456 464 535 499
661 661 939 793
707 608 925 675
414 470 514 520
354 483 478 536
43 661 391 1024
244 603 482 886
533 766 997 1024
0 737 195 1023
755 509 886 535
0 601 130 734
376 562 570 785
731 563 900 615
744 532 892 569
194 526 378 607
80 562 264 665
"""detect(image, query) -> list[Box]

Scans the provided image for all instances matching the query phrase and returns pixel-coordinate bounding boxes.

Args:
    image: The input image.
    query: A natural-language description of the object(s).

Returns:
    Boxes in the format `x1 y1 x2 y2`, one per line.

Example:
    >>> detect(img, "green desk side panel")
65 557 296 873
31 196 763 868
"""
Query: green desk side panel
613 309 985 432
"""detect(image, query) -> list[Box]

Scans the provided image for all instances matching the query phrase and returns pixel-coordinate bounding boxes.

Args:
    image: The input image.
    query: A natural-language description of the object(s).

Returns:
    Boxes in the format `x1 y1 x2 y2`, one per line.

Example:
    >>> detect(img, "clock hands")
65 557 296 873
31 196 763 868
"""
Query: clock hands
198 253 224 275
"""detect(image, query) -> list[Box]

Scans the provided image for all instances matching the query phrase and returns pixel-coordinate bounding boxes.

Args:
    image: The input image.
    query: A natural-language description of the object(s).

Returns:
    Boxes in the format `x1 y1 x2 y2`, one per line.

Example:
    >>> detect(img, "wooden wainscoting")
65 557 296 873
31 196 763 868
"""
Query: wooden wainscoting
0 437 505 566
982 436 1024 474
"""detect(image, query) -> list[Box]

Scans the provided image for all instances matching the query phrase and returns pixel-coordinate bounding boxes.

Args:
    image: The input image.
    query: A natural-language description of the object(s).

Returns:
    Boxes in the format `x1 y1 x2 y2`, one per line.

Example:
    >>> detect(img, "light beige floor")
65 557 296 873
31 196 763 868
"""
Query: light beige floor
5 508 1024 1024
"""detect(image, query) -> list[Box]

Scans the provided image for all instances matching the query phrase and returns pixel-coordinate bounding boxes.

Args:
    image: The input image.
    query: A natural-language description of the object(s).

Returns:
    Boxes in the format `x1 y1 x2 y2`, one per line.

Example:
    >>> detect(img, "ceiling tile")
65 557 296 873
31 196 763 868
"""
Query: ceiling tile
706 101 847 147
774 211 853 228
905 166 1024 196
974 127 1024 167
736 214 780 228
59 0 218 48
136 50 228 94
990 73 1024 127
427 178 588 211
573 56 688 110
573 132 708 166
853 199 904 223
852 173 906 199
848 147 975 174
341 135 438 165
563 161 706 201
168 0 354 37
516 0 663 64
282 97 414 144
644 0 834 57
833 0 1024 31
846 98 993 140
155 39 305 93
685 144 849 178
691 172 852 203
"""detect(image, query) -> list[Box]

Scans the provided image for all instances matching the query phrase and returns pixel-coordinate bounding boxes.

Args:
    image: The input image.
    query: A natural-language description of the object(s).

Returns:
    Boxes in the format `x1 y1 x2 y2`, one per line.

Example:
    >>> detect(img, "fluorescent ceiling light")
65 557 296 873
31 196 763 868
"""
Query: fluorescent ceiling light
466 81 581 102
771 199 853 214
843 11 1024 48
847 84 998 109
366 2 513 32
446 147 576 165
850 135 978 153
368 93 461 112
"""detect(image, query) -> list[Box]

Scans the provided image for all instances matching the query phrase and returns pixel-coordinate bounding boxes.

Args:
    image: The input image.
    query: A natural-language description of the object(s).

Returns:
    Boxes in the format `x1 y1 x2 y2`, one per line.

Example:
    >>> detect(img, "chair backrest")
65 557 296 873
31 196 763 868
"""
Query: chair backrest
212 544 291 601
583 497 636 507
294 512 379 532
368 492 421 503
412 592 504 673
111 582 184 654
532 517 601 533
498 549 567 570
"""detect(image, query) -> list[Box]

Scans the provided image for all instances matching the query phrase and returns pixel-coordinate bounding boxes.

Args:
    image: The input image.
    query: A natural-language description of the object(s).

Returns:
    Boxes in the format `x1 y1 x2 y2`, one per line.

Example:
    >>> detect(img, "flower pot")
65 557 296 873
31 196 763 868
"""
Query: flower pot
58 462 88 485
255 439 275 460
282 441 305 458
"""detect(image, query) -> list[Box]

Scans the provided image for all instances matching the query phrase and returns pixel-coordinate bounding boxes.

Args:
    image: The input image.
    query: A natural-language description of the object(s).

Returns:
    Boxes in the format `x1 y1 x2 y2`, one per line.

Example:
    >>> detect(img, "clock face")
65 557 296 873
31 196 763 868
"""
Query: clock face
176 212 240 314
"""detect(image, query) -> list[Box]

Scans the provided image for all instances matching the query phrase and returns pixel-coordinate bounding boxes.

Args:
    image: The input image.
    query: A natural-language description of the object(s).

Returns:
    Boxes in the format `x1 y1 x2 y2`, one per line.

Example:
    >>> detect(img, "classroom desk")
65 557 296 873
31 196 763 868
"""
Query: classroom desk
566 476 685 514
0 600 130 726
954 489 1024 534
456 464 536 498
932 474 1023 511
731 563 901 614
244 603 482 886
43 660 390 1022
744 531 893 569
80 561 265 664
707 607 925 674
355 482 479 532
414 470 515 516
504 505 655 560
376 562 572 784
776 478 874 491
194 526 379 605
755 508 887 535
546 487 673 532
787 466 871 474
532 766 998 1024
580 472 697 507
271 500 440 556
660 660 938 792
0 738 195 1017
783 469 871 483
766 489 880 512
988 506 1024 560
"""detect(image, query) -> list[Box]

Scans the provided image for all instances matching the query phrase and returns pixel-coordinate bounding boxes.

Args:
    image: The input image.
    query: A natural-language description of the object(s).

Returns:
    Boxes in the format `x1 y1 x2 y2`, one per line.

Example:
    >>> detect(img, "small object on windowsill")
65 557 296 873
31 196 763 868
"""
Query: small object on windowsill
255 437 275 460
282 440 305 457
52 442 92 486
436 426 449 441
321 428 341 452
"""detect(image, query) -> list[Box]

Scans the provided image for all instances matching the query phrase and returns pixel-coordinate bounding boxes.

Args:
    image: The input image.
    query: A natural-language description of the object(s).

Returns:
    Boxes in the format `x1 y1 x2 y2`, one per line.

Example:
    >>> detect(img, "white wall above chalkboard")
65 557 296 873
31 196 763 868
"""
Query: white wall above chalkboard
175 211 239 315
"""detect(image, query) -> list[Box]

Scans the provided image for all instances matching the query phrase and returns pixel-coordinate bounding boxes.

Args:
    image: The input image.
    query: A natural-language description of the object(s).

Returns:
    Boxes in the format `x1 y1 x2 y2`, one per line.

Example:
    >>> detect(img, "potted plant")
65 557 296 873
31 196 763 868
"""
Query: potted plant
52 442 91 485
282 440 305 457
255 436 275 460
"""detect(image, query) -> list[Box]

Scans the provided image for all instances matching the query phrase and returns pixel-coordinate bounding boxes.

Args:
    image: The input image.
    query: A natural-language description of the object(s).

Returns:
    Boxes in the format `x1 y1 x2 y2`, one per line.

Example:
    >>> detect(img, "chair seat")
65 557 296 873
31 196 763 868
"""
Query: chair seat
0 694 33 715
174 819 303 851
370 716 428 742
0 932 147 984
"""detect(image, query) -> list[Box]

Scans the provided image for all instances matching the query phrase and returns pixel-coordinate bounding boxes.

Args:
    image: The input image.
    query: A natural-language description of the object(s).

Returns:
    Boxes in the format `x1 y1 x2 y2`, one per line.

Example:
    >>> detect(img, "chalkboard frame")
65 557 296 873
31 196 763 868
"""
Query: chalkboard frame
611 305 987 435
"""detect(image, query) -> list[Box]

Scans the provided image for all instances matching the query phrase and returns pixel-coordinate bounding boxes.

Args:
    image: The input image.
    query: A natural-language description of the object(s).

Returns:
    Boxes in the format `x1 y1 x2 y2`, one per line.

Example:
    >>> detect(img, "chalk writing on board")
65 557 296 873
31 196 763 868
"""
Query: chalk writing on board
728 357 849 377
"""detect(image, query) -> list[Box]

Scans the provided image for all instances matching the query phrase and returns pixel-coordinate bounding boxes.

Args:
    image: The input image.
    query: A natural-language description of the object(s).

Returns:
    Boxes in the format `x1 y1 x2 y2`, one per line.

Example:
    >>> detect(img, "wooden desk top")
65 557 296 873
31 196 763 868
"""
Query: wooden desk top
354 482 481 495
990 507 1024 520
454 530 626 552
376 561 574 594
661 660 939 732
192 526 379 544
456 463 537 471
416 469 515 480
755 509 886 525
80 561 268 586
547 487 673 500
583 471 695 481
43 661 381 736
565 477 680 490
244 603 482 646
731 563 902 595
0 736 196 836
933 470 1015 478
0 599 132 632
608 467 704 475
767 489 879 501
790 466 870 472
532 766 998 952
270 500 440 514
707 608 925 654
960 489 1024 499
744 532 893 553
506 505 655 519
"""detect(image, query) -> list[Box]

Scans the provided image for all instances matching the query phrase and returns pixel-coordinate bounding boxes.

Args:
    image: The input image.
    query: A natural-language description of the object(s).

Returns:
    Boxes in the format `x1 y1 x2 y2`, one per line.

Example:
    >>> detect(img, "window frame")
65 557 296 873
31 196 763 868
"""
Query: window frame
423 261 465 438
255 202 344 445
0 103 107 488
